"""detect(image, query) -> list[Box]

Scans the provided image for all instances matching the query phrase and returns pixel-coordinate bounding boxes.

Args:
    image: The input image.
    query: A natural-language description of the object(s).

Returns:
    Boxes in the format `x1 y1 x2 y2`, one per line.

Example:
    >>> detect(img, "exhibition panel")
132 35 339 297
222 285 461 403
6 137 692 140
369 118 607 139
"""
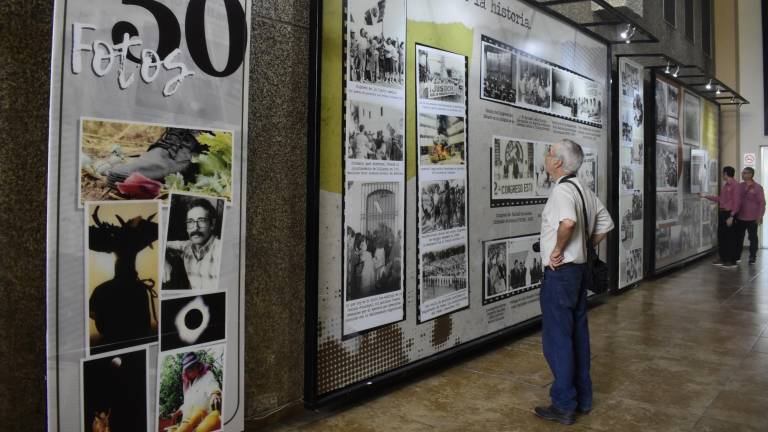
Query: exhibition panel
617 58 645 288
651 74 720 273
45 1 251 431
309 0 610 404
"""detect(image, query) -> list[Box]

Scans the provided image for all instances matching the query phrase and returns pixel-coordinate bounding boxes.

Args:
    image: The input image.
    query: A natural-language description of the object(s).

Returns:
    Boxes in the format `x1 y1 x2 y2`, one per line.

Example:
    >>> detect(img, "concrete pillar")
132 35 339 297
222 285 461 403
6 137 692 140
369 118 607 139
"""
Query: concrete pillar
715 0 740 172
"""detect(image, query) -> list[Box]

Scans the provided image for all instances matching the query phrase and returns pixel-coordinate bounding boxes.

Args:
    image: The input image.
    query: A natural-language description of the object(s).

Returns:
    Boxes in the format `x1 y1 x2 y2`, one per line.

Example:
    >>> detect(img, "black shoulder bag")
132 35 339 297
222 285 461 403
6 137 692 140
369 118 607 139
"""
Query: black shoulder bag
561 177 610 294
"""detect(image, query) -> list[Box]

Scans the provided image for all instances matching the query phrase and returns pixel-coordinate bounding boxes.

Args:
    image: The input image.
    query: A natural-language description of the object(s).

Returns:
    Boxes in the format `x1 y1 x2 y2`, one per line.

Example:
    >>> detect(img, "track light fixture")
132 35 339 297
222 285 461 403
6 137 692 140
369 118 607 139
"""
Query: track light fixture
730 97 736 103
672 65 680 77
664 61 670 74
705 79 712 90
716 86 721 95
620 23 631 39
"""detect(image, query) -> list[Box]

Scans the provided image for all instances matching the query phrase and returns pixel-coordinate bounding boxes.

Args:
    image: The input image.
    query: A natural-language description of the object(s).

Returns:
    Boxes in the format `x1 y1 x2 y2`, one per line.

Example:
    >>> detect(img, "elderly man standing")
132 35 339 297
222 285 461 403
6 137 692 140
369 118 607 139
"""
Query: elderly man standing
534 139 614 425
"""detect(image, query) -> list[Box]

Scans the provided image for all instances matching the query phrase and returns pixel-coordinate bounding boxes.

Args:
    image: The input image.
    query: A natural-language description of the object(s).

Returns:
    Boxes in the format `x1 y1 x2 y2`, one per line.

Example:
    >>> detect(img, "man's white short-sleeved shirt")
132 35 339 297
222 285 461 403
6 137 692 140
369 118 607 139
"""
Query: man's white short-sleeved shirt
540 176 614 266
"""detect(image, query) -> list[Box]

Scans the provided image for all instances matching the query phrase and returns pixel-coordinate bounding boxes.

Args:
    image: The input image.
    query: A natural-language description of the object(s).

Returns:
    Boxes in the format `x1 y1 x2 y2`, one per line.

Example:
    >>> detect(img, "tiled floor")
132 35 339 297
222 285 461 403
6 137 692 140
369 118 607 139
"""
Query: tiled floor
267 254 768 431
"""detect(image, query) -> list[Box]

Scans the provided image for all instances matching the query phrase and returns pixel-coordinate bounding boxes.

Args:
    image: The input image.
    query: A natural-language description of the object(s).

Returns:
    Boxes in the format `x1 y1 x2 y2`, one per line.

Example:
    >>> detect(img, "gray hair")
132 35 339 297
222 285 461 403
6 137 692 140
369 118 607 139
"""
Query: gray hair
553 139 584 174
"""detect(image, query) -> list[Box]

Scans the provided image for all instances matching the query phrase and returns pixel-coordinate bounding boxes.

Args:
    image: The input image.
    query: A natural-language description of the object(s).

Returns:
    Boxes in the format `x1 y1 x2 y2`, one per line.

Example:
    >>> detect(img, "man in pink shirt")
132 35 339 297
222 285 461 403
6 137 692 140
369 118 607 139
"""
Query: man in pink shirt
733 167 766 264
701 166 741 268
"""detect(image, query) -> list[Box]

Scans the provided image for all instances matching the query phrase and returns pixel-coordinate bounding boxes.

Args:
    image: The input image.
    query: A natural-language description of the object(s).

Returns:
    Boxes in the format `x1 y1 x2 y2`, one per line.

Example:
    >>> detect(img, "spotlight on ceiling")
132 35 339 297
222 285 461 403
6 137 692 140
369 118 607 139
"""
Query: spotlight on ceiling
705 79 712 90
716 87 721 95
620 23 631 39
664 61 671 74
672 65 680 77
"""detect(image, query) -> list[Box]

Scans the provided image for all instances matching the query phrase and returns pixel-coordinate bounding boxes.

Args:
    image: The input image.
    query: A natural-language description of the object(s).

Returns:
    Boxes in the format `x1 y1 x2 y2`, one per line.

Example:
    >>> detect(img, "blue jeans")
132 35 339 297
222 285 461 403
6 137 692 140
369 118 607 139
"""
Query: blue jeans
540 264 592 412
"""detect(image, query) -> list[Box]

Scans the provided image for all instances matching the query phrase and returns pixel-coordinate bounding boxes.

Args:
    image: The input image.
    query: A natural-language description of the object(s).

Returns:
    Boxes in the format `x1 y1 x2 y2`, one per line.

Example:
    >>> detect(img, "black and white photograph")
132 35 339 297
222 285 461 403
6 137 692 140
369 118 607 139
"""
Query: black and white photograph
485 241 508 297
621 60 640 97
656 142 678 191
621 209 635 247
344 181 403 301
621 166 636 192
708 159 719 187
655 80 667 138
657 192 679 223
160 292 226 352
346 0 405 89
551 69 579 118
578 150 597 193
81 348 148 432
346 100 405 161
683 92 701 146
507 236 543 290
491 137 535 199
507 251 530 289
681 220 701 252
481 41 517 104
533 142 556 197
86 201 159 355
418 113 465 165
621 108 634 147
574 80 603 124
517 57 551 109
666 84 679 118
701 200 712 225
666 116 680 141
701 221 715 247
631 136 644 163
633 92 644 128
622 248 642 284
420 179 466 234
656 226 672 259
421 244 467 302
631 190 643 220
691 149 708 194
417 45 466 105
670 225 683 256
163 193 226 293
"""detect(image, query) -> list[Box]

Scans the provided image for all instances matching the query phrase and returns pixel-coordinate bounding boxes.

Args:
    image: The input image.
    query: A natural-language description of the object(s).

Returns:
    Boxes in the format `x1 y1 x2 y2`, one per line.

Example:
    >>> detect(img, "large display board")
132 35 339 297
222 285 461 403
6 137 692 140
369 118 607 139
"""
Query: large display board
617 58 645 288
652 75 719 272
310 0 609 403
46 1 251 431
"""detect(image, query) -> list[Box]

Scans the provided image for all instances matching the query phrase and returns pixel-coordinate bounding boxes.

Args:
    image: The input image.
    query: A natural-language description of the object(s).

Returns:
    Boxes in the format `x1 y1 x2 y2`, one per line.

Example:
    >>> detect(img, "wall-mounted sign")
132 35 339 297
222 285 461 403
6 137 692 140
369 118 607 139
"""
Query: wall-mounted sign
744 152 757 167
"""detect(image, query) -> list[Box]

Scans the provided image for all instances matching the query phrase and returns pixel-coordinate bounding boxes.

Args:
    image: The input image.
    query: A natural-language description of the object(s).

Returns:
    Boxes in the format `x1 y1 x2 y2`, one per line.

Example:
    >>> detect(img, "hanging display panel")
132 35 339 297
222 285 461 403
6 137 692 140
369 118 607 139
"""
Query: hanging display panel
46 1 251 430
617 58 644 288
652 76 719 272
310 0 609 403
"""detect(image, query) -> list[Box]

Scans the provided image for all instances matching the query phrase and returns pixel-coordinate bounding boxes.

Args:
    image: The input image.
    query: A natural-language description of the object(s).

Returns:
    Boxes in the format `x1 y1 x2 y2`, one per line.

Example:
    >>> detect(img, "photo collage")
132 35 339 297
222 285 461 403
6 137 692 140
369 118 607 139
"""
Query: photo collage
618 58 645 287
342 0 407 336
483 235 544 305
481 35 604 128
416 44 470 322
80 119 233 432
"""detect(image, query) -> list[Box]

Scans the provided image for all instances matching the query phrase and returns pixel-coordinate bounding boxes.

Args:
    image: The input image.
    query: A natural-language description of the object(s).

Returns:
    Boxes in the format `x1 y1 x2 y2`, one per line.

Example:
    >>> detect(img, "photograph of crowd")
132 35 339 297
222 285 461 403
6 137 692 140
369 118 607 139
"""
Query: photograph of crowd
656 142 678 190
492 138 534 184
485 241 508 296
621 166 635 192
631 137 644 163
621 61 640 97
86 201 159 355
655 81 667 139
684 92 701 146
420 179 466 234
418 113 465 165
632 190 643 220
481 42 517 104
551 69 602 124
346 100 404 161
622 248 642 283
667 84 679 118
417 45 466 104
517 57 551 109
346 0 405 88
345 181 403 301
421 244 467 302
633 93 644 128
656 192 679 223
666 117 680 142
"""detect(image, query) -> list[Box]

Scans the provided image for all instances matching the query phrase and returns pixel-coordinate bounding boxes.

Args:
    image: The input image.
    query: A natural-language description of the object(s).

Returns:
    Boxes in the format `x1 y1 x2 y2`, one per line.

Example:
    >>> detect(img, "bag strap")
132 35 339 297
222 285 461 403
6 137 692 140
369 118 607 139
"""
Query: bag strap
560 176 592 256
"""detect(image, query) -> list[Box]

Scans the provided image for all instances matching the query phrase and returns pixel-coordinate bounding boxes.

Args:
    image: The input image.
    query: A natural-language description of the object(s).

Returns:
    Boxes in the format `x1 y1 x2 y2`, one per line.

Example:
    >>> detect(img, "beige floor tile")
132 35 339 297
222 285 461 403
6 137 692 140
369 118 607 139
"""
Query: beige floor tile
692 416 765 432
703 390 768 429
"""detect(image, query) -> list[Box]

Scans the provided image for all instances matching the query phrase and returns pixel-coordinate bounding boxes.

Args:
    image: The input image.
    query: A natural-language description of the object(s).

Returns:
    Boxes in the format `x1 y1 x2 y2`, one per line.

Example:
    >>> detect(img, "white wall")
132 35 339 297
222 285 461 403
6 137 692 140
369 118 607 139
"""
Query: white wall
739 1 768 176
